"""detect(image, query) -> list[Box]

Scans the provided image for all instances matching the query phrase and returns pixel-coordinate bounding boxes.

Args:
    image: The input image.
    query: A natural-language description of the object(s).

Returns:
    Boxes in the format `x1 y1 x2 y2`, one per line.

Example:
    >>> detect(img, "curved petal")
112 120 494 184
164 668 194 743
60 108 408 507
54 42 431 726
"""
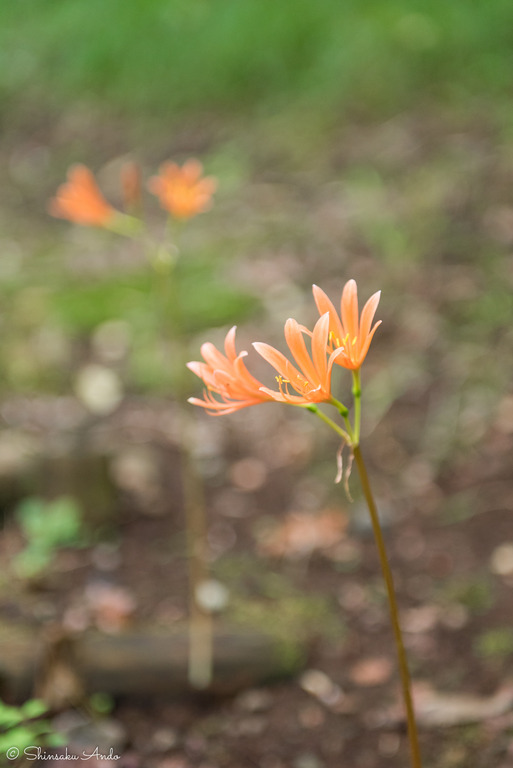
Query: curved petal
329 345 356 371
341 279 359 343
187 361 207 378
253 342 304 386
213 368 251 400
200 342 232 372
233 353 266 392
284 318 318 385
312 285 344 344
188 396 249 416
355 320 382 365
258 386 306 404
310 313 330 386
224 326 238 361
359 291 381 345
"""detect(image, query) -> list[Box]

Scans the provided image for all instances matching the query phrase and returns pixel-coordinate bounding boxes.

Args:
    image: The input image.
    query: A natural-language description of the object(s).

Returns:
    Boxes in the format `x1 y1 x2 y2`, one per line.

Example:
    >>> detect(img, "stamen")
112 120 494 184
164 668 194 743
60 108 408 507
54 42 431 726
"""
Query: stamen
329 330 342 348
276 375 292 398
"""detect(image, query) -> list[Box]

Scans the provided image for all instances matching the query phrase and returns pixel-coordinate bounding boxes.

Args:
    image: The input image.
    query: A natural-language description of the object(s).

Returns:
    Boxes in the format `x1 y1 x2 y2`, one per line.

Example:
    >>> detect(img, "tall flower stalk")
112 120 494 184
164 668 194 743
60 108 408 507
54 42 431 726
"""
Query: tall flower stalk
188 279 423 768
50 159 218 689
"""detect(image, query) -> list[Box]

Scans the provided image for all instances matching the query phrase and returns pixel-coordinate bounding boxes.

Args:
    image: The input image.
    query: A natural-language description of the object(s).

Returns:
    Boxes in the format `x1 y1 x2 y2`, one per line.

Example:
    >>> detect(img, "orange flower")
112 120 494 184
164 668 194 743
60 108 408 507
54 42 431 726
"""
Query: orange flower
312 280 381 370
187 327 272 415
49 164 117 227
148 159 217 220
253 313 346 405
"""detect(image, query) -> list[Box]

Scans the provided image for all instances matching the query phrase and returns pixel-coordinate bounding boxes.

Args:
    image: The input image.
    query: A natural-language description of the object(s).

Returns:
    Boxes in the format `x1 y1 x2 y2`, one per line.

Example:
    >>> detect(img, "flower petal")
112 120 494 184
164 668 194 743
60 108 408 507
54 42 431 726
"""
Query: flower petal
224 326 238 361
311 312 330 386
341 279 359 343
312 285 344 345
200 342 233 372
359 291 381 345
284 318 318 386
252 342 305 386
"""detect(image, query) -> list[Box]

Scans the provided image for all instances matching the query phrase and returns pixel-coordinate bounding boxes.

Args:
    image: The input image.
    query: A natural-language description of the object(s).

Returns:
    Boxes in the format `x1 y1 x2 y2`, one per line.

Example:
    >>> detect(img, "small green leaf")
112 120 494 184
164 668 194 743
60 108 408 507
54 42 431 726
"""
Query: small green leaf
21 699 47 719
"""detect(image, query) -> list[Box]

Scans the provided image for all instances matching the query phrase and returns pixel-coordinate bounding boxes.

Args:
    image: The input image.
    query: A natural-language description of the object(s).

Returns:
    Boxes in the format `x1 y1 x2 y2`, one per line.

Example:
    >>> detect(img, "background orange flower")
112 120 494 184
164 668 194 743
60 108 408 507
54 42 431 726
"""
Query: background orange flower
148 159 217 220
49 164 117 227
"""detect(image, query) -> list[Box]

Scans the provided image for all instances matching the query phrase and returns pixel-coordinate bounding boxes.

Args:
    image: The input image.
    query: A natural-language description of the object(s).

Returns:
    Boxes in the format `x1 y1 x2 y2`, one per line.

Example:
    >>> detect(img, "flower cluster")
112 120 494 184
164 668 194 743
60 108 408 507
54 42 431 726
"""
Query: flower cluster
49 160 216 227
187 280 381 418
187 327 274 415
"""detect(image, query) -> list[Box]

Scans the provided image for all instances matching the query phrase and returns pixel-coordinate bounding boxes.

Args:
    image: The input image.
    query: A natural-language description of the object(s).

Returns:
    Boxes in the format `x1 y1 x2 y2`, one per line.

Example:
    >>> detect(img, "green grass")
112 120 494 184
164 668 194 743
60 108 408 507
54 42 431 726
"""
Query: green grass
3 0 513 122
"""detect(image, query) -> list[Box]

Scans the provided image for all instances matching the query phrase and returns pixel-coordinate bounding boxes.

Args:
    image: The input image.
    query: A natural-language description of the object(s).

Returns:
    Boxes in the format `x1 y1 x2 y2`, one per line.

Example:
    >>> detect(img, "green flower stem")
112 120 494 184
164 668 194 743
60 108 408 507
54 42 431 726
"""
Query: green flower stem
306 405 352 445
107 213 143 237
150 244 179 275
351 369 362 445
331 397 349 417
166 214 185 247
331 397 355 441
353 445 422 768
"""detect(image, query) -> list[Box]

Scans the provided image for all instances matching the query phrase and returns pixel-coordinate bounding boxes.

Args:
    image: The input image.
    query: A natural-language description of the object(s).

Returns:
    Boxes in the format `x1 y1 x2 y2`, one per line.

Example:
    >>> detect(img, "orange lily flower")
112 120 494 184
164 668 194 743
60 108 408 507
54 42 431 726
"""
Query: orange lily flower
253 313 346 405
49 164 117 227
312 280 381 370
187 327 272 415
148 159 217 220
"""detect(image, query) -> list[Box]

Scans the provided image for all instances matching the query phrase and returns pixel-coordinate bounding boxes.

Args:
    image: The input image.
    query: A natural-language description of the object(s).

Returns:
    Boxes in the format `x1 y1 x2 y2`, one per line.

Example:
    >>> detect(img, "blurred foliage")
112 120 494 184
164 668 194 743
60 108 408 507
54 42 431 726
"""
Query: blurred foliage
0 698 64 756
50 262 257 335
214 553 345 646
0 232 259 395
441 575 495 616
2 0 513 122
14 496 84 579
88 692 115 717
474 627 513 660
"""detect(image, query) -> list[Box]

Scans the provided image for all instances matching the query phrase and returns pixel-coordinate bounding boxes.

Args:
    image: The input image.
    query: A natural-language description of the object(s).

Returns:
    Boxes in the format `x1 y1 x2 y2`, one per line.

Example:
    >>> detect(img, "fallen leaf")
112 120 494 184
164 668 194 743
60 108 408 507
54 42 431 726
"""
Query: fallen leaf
85 582 137 634
257 509 347 559
298 703 325 728
229 457 267 491
349 657 393 687
401 605 440 634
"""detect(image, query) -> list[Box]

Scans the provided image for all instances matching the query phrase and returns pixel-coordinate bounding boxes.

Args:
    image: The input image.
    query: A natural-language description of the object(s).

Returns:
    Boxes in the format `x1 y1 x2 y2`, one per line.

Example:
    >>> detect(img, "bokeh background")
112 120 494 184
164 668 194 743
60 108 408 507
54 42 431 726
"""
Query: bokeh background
2 3 513 767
